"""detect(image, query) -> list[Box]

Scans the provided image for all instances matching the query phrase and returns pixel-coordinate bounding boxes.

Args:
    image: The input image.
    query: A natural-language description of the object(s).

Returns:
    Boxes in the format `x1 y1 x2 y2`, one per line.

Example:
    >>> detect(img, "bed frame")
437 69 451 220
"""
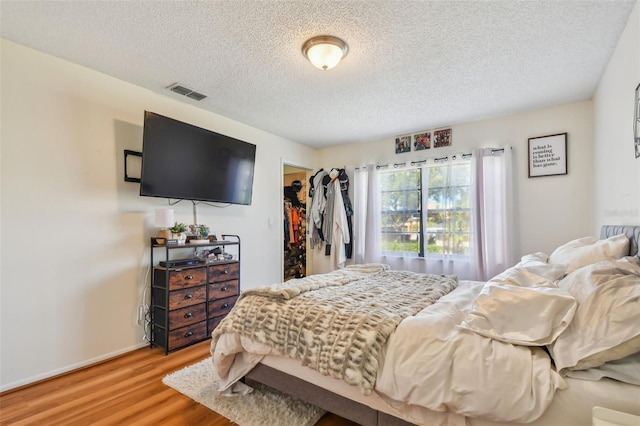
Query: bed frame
246 363 412 426
246 225 640 426
601 225 640 257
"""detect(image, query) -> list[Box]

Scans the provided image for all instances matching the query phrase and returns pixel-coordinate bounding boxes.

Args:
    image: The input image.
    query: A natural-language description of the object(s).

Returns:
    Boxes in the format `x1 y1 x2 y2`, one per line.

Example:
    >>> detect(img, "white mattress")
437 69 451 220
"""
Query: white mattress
261 354 640 426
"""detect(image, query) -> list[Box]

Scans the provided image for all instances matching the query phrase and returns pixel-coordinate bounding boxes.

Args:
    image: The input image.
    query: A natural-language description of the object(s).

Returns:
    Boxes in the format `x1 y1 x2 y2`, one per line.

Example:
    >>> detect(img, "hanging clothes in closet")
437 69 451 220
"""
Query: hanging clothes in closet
309 169 327 249
338 168 354 259
284 180 306 281
308 167 354 269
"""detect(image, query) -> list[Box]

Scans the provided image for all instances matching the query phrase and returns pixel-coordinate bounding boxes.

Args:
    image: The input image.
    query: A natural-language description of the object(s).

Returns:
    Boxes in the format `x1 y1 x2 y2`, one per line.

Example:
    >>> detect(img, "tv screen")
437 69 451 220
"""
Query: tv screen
140 111 256 205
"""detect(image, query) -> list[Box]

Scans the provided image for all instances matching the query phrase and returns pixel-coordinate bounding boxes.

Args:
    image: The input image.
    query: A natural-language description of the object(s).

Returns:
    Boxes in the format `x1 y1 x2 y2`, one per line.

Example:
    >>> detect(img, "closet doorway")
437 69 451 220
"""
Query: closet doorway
283 164 310 281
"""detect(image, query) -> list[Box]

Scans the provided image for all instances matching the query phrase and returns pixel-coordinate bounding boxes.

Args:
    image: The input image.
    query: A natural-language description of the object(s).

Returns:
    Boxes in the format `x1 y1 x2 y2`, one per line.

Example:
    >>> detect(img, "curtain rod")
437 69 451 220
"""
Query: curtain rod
373 153 466 169
356 146 509 171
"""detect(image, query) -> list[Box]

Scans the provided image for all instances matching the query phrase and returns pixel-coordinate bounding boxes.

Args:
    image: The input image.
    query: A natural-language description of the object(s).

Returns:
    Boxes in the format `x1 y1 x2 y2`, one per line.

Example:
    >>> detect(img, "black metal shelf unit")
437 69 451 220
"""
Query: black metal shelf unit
150 235 240 354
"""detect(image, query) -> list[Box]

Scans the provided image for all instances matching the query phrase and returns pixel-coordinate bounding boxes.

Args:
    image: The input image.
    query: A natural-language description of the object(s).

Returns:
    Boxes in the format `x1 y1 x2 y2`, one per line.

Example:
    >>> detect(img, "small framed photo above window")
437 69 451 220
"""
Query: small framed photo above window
433 128 452 148
413 132 431 151
528 133 568 178
395 135 411 154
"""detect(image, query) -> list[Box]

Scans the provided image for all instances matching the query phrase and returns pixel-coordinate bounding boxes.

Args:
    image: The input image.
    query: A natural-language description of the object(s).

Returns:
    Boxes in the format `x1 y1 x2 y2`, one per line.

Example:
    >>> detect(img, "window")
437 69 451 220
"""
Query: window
424 162 472 257
380 168 423 256
379 161 471 258
355 147 511 280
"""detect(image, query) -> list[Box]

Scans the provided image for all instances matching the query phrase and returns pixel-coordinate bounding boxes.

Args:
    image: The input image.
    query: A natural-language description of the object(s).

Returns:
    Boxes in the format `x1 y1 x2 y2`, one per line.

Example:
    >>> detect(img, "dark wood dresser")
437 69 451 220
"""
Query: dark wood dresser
150 236 240 354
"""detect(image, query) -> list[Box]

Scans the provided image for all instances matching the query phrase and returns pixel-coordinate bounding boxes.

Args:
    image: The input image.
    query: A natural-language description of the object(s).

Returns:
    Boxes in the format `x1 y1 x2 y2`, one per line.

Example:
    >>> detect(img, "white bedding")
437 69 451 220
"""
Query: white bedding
376 280 564 424
212 239 640 425
212 279 565 424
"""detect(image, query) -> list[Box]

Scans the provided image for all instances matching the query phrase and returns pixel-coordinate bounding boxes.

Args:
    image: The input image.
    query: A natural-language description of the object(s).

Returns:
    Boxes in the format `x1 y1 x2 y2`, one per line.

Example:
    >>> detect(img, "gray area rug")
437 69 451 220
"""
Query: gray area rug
162 358 326 426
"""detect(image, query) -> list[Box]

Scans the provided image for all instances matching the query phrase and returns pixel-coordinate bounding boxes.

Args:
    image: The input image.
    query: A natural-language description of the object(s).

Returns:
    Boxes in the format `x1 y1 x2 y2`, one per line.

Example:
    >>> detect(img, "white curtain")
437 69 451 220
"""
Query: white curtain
353 164 381 264
471 146 515 281
353 146 514 282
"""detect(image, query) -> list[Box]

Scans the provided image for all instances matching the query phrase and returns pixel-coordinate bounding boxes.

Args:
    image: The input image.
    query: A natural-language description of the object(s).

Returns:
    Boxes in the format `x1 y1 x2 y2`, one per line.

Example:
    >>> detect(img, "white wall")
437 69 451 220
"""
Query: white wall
0 39 317 390
593 1 640 232
313 101 594 273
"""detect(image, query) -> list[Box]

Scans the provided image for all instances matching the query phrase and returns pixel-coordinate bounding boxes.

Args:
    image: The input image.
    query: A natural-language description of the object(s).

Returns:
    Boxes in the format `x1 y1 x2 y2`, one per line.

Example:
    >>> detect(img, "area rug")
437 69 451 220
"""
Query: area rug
162 358 326 426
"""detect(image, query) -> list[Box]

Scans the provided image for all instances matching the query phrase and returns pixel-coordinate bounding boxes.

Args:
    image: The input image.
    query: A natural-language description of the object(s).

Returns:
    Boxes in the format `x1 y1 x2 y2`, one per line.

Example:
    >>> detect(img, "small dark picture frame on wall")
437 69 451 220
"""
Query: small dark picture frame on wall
634 82 639 159
528 133 568 178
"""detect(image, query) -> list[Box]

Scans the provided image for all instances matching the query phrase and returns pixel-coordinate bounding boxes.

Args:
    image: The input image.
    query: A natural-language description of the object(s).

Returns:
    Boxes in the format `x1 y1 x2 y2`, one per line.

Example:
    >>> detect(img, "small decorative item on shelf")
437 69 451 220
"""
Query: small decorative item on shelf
196 246 222 263
154 208 174 245
188 224 210 244
168 222 188 244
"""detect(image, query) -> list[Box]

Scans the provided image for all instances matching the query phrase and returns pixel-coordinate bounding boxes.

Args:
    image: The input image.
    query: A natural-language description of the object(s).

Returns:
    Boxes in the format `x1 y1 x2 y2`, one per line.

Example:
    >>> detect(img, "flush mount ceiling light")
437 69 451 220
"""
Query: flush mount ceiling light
302 35 349 71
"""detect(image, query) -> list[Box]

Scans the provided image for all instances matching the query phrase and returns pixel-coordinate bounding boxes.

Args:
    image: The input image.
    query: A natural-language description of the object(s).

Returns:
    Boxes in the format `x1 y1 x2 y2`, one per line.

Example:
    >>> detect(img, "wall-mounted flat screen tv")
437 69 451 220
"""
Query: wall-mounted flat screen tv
140 111 256 205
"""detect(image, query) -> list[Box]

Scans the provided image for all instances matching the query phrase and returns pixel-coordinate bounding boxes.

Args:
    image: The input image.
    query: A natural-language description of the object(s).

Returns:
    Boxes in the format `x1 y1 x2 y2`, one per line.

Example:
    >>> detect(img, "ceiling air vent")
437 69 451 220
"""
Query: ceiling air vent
166 83 207 101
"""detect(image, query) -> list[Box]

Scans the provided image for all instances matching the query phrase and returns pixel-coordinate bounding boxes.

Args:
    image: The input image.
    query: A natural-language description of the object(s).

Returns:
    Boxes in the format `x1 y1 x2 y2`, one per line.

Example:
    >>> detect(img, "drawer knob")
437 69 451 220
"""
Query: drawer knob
184 312 193 318
185 331 193 338
222 269 229 274
184 294 193 300
186 275 193 280
223 303 229 308
221 287 228 292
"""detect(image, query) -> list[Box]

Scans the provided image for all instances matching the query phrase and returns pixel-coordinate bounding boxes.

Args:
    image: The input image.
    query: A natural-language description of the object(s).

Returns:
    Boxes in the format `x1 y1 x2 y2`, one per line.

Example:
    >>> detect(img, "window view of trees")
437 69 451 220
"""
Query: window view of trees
380 169 422 256
425 163 471 255
380 162 471 257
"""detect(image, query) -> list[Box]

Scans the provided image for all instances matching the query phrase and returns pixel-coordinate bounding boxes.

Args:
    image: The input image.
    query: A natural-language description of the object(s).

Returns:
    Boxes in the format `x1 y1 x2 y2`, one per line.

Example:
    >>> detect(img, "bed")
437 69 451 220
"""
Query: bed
210 225 640 425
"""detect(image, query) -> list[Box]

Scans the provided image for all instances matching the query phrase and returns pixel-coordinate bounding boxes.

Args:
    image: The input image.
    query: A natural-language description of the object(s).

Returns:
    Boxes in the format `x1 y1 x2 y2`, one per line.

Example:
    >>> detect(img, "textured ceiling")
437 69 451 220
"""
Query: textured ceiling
0 1 635 149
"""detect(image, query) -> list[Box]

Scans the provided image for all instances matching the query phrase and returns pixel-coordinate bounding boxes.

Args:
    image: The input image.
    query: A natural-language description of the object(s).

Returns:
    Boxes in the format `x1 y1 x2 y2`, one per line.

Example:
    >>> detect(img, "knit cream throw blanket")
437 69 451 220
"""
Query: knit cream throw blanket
212 264 458 394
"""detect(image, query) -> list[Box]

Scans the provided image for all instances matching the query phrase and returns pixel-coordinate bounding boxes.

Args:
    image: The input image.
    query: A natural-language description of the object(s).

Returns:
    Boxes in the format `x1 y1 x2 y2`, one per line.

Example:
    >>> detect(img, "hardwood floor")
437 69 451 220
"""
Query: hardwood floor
0 340 358 426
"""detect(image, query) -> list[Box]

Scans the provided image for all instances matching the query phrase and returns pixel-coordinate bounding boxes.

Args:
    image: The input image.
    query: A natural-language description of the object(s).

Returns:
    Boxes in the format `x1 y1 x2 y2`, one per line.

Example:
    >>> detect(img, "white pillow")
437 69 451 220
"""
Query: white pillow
515 252 549 268
549 258 640 371
493 261 567 284
512 252 571 282
460 282 577 346
548 234 629 274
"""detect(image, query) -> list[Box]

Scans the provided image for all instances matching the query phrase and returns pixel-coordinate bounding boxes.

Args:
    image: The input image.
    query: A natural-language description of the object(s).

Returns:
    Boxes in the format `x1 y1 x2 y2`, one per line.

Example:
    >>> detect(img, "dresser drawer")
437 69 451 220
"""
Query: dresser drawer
208 316 225 333
168 286 206 310
208 295 237 318
168 321 207 349
208 280 239 300
208 262 239 282
169 303 206 329
169 268 206 290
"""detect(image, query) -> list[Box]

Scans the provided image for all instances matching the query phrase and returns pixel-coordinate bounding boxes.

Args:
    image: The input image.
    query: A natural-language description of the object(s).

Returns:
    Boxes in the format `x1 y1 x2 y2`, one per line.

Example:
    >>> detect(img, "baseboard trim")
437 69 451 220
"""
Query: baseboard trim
0 342 149 393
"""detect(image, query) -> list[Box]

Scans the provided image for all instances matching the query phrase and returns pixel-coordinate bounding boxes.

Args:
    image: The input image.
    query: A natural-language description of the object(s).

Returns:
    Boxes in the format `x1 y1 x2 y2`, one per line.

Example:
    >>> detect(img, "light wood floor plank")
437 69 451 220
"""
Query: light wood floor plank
0 340 358 426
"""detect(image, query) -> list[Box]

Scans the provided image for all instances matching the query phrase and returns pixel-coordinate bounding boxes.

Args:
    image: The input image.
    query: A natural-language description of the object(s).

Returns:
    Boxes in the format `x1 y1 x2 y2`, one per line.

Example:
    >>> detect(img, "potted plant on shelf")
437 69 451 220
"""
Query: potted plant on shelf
169 222 188 244
188 224 210 244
